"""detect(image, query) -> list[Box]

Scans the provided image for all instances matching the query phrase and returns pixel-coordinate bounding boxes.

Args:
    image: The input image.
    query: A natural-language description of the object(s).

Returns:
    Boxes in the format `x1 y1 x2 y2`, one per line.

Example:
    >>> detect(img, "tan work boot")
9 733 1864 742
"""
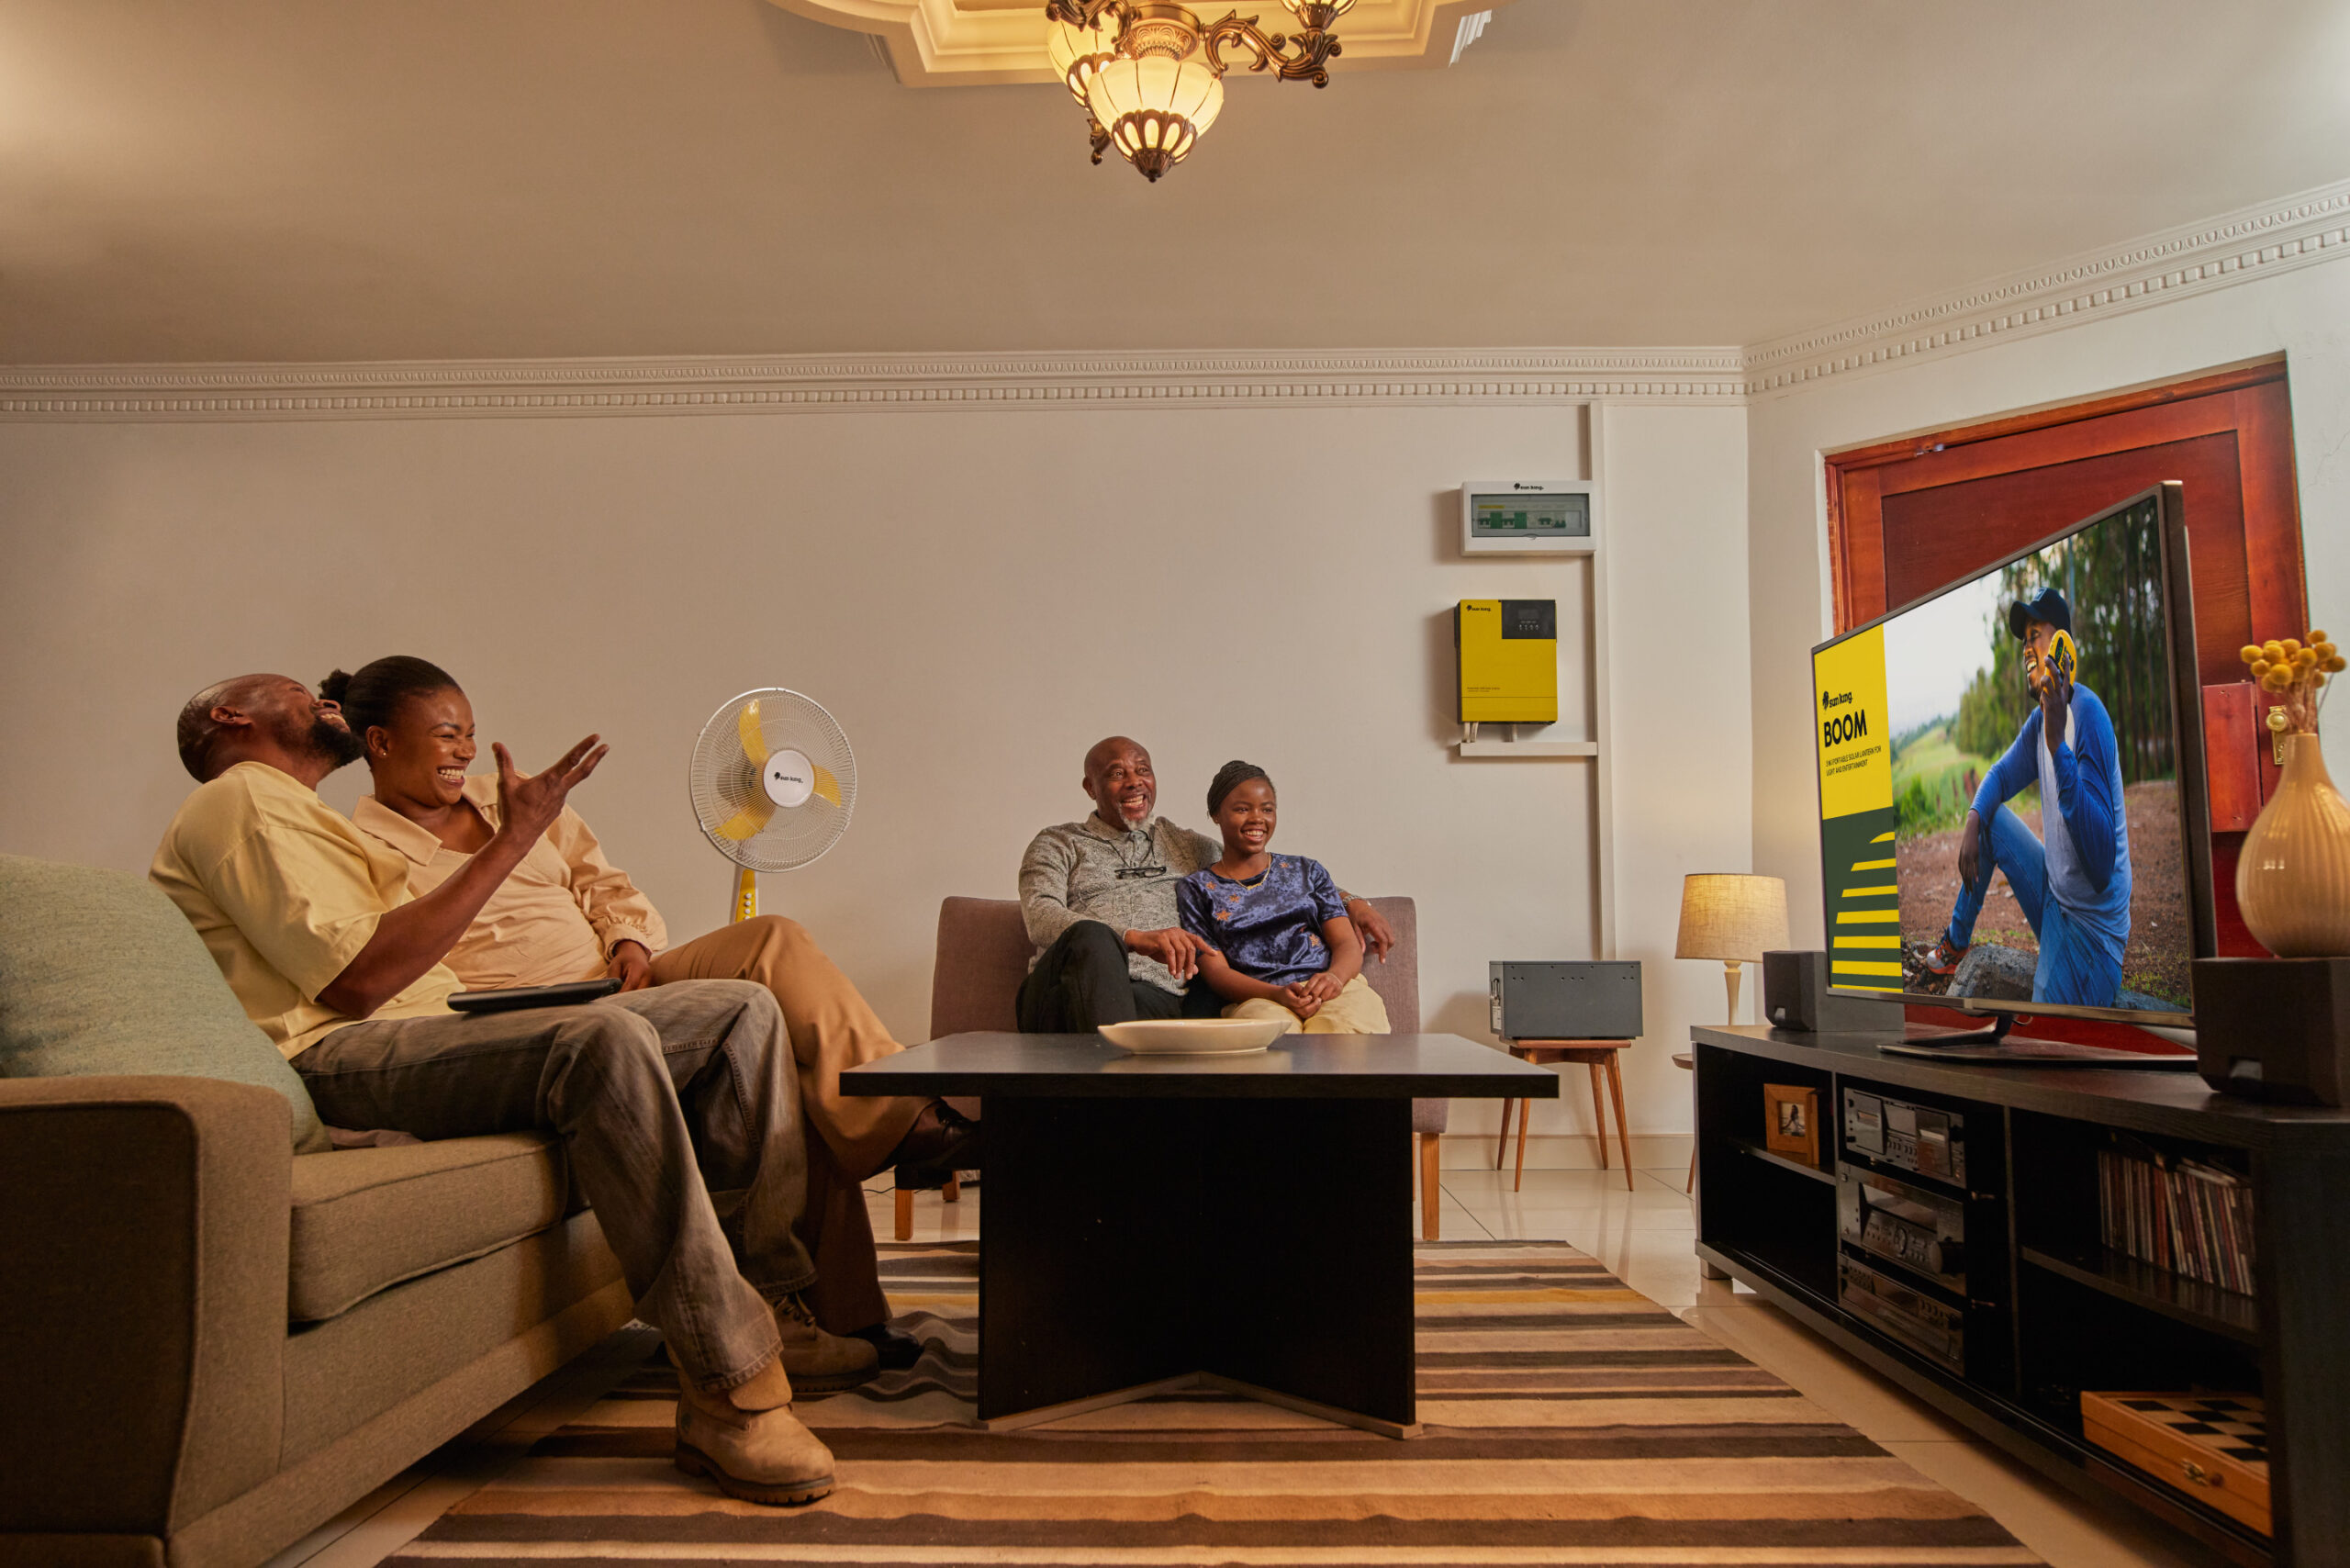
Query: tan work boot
775 1292 881 1393
674 1355 835 1506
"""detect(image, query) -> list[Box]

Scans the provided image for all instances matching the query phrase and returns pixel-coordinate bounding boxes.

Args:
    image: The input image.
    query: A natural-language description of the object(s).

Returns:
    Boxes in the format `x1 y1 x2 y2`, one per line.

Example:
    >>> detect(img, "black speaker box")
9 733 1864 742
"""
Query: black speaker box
2194 956 2350 1105
1763 950 1905 1034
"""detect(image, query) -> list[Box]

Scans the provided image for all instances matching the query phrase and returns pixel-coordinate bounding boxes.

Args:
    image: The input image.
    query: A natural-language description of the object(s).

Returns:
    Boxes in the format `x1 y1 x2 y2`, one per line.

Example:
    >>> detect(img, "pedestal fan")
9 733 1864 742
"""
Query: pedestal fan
688 689 857 921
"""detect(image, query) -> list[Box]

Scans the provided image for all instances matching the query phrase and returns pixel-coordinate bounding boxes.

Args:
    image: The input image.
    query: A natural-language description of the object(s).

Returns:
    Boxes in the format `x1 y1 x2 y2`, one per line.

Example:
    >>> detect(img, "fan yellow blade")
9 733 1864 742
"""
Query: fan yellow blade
811 764 843 807
736 700 768 767
713 795 775 842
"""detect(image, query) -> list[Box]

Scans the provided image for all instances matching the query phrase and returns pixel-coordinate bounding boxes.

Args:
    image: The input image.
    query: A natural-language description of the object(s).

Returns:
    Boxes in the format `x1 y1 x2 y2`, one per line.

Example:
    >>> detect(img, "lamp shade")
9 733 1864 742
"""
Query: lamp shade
1084 53 1224 179
1674 873 1789 963
1044 10 1122 106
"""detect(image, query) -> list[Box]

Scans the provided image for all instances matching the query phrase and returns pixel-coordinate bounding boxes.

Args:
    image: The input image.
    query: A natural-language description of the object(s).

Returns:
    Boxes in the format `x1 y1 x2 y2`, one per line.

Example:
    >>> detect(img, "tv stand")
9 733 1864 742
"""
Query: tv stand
1877 1014 2201 1068
1904 1012 2015 1047
1692 1023 2350 1567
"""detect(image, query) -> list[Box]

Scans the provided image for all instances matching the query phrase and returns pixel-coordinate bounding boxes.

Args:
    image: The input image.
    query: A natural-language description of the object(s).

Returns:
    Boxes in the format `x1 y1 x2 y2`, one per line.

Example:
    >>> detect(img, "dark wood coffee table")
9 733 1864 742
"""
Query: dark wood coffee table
842 1030 1557 1438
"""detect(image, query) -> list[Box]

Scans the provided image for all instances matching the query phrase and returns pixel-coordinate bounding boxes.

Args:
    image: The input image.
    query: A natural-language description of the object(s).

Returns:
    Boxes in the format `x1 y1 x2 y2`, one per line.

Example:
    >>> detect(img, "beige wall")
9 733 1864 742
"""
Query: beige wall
0 394 1753 1144
1745 254 2350 951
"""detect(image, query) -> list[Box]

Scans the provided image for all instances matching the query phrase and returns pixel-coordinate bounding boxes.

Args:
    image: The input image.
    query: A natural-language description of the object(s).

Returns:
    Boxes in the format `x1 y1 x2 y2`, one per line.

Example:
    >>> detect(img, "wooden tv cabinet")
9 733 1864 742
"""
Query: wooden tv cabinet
1690 1024 2350 1568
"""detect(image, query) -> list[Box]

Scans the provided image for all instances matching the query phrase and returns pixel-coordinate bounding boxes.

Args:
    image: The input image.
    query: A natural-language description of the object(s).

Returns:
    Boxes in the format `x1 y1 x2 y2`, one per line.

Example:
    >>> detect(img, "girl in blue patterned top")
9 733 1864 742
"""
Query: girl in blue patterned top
1174 762 1393 1035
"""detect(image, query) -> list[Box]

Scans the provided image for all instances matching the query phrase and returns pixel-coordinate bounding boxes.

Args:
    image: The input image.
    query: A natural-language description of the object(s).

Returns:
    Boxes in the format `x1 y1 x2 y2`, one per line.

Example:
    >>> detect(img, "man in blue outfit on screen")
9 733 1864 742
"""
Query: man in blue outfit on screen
1910 587 2132 1009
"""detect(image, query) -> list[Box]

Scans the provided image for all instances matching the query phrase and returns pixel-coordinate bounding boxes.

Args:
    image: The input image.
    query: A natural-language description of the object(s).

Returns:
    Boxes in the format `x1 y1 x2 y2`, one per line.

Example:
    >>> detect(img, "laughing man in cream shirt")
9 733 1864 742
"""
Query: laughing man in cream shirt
151 672 862 1506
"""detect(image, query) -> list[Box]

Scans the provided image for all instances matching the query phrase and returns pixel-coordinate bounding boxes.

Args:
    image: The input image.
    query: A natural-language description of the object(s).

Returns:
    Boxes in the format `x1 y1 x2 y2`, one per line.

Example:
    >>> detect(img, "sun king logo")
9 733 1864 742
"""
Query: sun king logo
763 751 819 809
1821 691 1869 748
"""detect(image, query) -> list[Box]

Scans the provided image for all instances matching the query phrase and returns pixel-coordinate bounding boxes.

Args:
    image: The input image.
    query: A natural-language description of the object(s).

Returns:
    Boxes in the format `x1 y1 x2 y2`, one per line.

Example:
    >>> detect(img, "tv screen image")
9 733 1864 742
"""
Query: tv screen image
1812 487 2210 1026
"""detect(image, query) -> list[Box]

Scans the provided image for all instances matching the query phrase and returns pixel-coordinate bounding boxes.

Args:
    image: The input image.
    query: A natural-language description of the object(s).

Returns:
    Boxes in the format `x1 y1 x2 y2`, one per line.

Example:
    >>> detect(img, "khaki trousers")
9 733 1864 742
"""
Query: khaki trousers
1224 972 1393 1035
297 980 800 1394
649 916 923 1332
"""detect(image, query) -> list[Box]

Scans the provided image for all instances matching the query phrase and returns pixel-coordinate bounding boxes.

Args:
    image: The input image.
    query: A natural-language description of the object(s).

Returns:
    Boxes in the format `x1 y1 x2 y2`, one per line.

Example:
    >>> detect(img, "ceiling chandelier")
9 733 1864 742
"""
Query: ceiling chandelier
1042 0 1356 181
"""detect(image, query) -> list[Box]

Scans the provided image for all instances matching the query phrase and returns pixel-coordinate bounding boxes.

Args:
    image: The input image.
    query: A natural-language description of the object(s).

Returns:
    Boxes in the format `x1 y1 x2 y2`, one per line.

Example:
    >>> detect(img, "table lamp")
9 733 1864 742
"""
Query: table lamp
1675 873 1790 1025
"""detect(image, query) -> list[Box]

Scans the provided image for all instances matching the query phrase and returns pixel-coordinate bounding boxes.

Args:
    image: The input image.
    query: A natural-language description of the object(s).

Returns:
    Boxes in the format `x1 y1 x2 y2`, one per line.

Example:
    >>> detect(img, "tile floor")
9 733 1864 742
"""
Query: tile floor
269 1160 2236 1568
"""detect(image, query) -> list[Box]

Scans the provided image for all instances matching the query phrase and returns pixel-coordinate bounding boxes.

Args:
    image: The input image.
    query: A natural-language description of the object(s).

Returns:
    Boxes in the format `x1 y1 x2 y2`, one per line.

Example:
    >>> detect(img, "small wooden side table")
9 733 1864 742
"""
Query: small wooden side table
1494 1038 1634 1193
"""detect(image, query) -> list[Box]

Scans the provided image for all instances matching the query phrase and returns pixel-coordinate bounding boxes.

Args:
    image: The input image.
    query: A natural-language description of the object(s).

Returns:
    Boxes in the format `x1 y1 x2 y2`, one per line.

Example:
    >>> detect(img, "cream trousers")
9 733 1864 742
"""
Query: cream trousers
1223 971 1393 1034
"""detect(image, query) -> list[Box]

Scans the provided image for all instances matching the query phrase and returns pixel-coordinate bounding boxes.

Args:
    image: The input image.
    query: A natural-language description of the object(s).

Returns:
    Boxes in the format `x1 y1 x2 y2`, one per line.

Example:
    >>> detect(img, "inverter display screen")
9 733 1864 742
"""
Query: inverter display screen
1809 488 2207 1025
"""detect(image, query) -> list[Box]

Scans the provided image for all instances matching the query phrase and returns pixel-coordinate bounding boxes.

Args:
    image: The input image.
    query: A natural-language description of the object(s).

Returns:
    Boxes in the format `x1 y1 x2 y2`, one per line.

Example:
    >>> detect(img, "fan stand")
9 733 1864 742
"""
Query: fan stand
732 866 758 924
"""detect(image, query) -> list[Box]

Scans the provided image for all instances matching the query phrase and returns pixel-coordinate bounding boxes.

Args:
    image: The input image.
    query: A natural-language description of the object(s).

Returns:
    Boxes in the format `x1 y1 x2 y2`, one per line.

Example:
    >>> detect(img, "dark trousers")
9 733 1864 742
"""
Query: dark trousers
1015 920 1221 1032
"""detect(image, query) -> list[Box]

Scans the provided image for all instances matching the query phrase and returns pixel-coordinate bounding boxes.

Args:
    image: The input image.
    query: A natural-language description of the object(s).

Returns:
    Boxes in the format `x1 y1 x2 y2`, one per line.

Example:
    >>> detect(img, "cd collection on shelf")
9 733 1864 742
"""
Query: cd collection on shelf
2097 1137 2256 1298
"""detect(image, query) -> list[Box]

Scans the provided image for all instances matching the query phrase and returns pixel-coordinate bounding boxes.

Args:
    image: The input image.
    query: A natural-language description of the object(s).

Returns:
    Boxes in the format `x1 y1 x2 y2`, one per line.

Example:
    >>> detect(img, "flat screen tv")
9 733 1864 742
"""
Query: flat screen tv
1810 483 2216 1028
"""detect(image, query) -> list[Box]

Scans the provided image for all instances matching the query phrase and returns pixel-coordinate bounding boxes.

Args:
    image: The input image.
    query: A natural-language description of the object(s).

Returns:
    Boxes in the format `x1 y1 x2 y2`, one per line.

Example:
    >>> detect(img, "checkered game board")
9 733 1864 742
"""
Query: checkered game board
2113 1394 2268 1472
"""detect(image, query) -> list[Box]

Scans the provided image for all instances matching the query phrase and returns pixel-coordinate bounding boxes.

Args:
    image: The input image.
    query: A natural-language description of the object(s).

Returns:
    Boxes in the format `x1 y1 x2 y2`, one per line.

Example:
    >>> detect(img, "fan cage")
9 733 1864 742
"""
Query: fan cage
688 688 858 873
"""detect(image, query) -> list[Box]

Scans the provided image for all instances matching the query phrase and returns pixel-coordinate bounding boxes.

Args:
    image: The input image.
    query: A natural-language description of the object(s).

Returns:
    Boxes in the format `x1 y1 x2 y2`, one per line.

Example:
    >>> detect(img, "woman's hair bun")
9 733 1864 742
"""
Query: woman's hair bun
318 656 460 736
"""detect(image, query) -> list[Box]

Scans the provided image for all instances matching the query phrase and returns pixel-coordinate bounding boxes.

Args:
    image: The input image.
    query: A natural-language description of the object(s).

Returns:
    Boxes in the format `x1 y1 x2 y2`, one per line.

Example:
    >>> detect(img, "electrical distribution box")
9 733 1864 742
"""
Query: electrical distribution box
1456 599 1557 723
1460 480 1600 555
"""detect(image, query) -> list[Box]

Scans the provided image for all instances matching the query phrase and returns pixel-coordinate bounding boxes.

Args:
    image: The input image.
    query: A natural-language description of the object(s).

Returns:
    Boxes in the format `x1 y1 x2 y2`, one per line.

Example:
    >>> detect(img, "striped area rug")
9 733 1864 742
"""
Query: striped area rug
387 1241 2037 1566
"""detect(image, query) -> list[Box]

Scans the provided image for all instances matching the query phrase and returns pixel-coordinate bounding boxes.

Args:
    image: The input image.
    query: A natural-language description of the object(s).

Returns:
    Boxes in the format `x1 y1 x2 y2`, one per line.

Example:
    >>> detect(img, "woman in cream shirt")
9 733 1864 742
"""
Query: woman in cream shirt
329 656 971 1363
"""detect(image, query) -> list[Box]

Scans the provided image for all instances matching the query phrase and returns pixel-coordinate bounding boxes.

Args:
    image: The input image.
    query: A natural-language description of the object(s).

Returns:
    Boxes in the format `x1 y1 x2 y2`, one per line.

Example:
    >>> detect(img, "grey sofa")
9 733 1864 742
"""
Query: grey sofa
0 856 635 1568
922 895 1449 1238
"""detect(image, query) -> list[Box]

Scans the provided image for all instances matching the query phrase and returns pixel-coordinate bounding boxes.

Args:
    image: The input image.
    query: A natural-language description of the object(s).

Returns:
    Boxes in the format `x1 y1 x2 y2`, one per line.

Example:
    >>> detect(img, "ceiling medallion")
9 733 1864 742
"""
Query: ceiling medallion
1043 0 1354 181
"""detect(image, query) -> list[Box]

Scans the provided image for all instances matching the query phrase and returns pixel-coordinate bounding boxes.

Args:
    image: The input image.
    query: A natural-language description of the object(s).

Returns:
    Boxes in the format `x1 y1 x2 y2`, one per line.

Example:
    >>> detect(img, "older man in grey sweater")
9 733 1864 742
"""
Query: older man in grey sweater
1014 736 1393 1032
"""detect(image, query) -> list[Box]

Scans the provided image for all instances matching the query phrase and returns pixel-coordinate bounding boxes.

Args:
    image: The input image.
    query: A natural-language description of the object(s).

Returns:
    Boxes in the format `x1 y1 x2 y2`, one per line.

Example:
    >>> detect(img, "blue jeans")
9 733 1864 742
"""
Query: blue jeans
1945 805 2123 1009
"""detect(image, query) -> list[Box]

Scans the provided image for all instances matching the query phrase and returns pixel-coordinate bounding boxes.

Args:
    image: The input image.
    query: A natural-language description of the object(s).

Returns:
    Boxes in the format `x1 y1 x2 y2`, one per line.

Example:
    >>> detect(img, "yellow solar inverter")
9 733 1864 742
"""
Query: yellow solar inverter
1456 599 1558 723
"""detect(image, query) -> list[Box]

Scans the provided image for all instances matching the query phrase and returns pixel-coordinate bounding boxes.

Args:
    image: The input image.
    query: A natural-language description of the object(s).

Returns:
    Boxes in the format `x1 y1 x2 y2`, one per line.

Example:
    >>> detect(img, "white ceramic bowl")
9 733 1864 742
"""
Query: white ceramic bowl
1097 1017 1288 1055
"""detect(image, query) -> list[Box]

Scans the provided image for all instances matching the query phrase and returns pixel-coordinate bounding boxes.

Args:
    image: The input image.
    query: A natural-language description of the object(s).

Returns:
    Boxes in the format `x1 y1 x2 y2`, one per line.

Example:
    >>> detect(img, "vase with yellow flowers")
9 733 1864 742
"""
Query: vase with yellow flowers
2235 629 2350 956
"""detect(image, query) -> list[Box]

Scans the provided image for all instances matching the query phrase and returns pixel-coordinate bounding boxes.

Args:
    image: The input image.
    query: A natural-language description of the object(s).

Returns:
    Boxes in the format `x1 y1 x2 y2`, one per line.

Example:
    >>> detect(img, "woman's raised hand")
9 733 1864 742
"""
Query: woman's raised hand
492 736 608 846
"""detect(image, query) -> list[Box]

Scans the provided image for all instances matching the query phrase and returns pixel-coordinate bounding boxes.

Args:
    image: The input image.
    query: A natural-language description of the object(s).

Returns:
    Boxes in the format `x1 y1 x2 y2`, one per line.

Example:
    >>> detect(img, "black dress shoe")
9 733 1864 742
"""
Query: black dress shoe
891 1099 981 1190
850 1322 924 1371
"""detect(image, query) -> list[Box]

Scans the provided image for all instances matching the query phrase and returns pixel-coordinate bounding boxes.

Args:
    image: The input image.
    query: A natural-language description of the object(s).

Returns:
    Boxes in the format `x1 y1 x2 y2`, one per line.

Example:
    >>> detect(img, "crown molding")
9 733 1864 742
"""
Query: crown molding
1741 174 2350 398
0 349 1749 421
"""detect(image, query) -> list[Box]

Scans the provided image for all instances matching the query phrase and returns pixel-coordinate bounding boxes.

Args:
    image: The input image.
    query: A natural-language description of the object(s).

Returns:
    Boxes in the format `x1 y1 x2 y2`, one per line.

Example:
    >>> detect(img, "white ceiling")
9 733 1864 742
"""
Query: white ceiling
3 0 2347 364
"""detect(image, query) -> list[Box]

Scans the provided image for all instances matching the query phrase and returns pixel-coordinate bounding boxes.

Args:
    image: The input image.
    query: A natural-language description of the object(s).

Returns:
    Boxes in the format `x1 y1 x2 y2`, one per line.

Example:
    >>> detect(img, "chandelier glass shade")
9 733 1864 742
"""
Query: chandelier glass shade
1083 52 1224 180
1044 9 1122 106
1046 0 1348 181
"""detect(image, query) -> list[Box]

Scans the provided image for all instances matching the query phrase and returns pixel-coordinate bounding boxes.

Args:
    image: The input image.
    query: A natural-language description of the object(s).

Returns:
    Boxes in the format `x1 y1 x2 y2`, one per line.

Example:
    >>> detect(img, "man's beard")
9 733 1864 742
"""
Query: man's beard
305 712 366 770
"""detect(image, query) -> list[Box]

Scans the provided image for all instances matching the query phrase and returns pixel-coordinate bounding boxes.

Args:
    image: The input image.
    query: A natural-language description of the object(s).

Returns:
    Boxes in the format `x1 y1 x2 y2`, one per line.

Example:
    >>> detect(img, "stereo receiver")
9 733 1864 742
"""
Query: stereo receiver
1843 1089 1966 1185
1839 1255 1964 1373
1838 1167 1968 1294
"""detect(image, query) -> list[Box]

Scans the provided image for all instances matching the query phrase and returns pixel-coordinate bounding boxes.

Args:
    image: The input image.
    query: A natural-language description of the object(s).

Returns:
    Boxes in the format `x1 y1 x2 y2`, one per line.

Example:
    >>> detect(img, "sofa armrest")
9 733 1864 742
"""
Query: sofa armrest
0 1075 291 1539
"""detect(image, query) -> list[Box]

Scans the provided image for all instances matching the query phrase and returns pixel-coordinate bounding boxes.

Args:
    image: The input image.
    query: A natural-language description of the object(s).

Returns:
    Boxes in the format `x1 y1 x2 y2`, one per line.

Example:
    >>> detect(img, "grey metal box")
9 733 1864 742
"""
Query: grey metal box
1489 960 1643 1041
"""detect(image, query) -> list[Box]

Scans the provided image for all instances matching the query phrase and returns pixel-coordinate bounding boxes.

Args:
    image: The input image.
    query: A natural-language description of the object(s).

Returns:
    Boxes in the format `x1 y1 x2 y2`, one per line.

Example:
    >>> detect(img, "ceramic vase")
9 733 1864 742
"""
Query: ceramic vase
2235 731 2350 957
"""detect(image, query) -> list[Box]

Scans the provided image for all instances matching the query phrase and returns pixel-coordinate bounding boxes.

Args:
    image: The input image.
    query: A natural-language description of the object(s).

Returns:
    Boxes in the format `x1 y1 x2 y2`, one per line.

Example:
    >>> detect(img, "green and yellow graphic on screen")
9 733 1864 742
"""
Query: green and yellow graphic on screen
1813 627 1902 992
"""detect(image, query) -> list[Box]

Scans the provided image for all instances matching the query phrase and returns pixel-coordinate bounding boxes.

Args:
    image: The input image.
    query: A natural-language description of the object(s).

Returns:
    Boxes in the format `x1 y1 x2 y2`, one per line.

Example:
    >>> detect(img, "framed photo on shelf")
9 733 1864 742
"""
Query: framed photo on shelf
1763 1083 1821 1167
